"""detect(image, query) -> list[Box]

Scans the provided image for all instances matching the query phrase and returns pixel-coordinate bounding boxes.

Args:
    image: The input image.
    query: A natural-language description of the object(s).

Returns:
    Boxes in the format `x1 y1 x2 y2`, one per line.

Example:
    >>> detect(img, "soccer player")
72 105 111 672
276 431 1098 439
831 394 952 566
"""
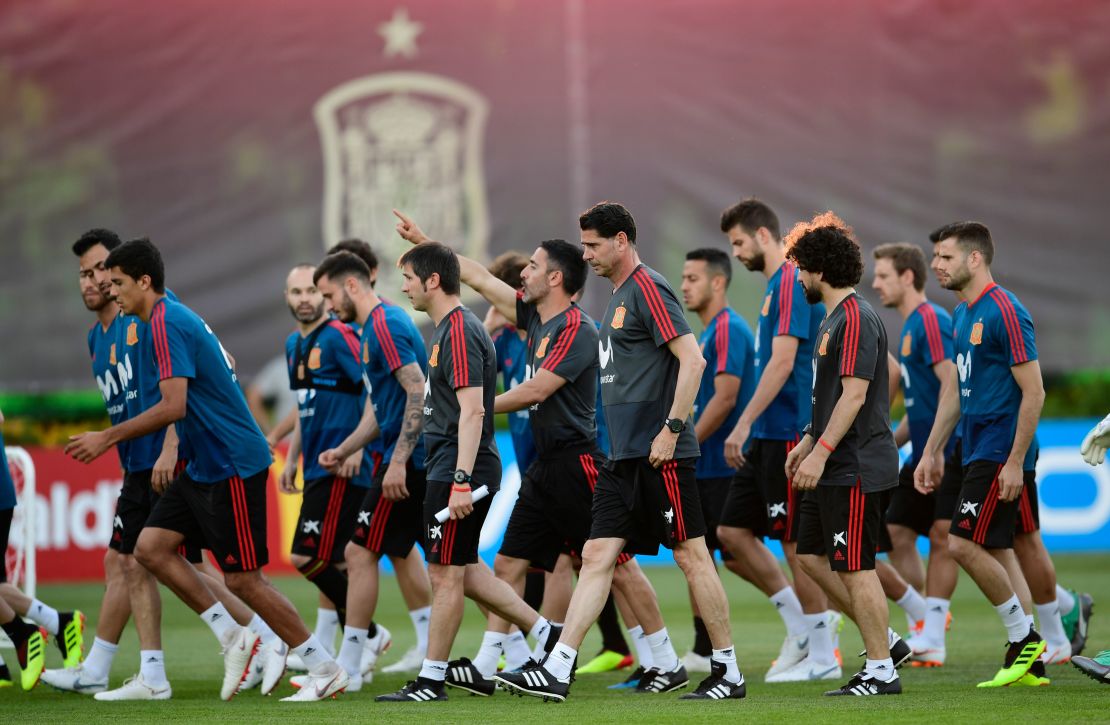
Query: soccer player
495 201 746 701
0 409 49 691
275 263 388 667
303 252 432 691
678 248 756 673
395 222 672 696
718 199 835 682
64 238 348 702
373 240 559 703
782 213 903 696
870 243 959 662
1072 412 1110 684
914 222 1049 687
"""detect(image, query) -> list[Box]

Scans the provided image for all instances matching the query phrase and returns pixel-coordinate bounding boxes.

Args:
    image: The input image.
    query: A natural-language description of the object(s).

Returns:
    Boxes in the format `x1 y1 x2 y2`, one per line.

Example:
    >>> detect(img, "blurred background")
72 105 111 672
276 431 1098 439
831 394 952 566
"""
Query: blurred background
2 0 1109 581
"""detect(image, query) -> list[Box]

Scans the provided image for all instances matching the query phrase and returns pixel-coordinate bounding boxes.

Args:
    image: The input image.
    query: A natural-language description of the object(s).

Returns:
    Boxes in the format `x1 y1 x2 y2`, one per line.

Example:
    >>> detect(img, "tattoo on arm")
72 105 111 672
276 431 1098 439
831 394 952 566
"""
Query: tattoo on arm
391 363 426 465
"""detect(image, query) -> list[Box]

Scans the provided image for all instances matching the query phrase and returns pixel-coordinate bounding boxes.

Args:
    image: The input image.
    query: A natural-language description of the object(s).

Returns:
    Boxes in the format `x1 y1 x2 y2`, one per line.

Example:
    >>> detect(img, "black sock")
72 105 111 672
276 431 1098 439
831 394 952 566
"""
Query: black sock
596 593 631 655
692 616 712 657
298 560 349 626
367 621 378 638
523 569 545 611
1 617 34 646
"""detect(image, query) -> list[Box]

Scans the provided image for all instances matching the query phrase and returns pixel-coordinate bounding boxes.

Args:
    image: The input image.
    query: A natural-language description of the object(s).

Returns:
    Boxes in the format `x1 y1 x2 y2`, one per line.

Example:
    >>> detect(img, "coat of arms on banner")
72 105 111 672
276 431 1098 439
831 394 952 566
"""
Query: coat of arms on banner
315 72 491 305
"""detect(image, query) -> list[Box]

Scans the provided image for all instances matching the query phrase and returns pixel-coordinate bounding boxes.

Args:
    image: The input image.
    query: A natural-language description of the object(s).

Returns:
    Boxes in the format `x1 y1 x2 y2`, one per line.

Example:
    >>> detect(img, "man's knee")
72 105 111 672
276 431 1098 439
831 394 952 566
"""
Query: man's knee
797 552 826 579
428 562 464 591
947 534 976 563
224 569 263 598
580 539 620 574
672 537 711 575
493 554 527 582
929 521 950 552
133 530 167 571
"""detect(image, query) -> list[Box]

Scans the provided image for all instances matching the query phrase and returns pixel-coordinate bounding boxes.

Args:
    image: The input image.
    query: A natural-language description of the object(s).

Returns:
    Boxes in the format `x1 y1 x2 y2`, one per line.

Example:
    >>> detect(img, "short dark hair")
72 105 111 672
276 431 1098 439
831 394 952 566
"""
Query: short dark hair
313 251 371 287
719 198 780 240
928 221 994 265
104 238 165 293
579 201 636 244
488 251 529 289
873 243 927 292
328 238 379 287
785 212 862 288
540 239 589 296
72 228 122 257
685 247 733 288
398 242 461 296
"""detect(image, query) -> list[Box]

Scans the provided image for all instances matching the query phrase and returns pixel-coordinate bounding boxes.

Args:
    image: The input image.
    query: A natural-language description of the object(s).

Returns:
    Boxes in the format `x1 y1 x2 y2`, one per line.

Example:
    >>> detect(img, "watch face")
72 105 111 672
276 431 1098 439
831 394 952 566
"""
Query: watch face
453 470 468 483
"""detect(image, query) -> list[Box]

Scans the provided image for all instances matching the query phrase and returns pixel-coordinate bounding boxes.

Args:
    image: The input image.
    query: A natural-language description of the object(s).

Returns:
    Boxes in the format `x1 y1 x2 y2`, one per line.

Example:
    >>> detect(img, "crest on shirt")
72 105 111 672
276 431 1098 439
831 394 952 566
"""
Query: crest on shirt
761 294 772 316
429 343 440 367
536 335 550 359
109 342 117 366
901 333 912 357
126 321 139 346
307 346 323 370
818 331 830 356
611 305 626 330
970 322 984 346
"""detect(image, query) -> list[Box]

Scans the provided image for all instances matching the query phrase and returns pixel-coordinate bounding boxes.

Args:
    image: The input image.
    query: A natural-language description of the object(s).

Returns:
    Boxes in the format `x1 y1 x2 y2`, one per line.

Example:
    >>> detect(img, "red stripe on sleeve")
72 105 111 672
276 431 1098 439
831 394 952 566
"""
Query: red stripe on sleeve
152 303 173 379
450 310 468 387
370 308 403 371
327 320 363 363
839 297 860 377
541 307 581 372
990 289 1029 364
777 263 796 336
632 269 679 341
715 311 729 374
919 304 945 364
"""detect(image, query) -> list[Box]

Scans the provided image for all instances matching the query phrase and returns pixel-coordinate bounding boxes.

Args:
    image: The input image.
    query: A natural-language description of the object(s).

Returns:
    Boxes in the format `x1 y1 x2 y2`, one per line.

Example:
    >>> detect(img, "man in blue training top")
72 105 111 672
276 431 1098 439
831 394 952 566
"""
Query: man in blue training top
65 238 347 702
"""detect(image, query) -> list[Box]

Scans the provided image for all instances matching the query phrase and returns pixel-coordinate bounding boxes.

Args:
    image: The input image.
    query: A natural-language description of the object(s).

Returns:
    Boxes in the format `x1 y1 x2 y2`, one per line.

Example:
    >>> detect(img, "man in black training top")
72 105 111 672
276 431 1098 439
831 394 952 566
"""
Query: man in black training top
782 213 903 696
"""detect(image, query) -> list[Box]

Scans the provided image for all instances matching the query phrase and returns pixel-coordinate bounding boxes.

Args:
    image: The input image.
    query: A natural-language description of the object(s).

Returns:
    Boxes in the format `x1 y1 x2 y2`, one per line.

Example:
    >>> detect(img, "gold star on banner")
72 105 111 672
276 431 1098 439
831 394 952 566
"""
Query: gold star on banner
378 8 423 59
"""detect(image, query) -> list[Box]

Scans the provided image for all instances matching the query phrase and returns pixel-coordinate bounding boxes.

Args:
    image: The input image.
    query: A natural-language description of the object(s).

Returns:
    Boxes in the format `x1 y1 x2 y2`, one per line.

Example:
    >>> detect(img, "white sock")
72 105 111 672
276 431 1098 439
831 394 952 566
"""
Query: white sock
419 659 447 682
769 586 808 637
139 650 168 687
314 608 340 655
995 595 1029 642
1026 613 1036 631
292 634 334 674
473 631 505 677
1036 601 1068 650
629 625 653 669
83 637 118 682
645 627 678 672
895 587 927 625
864 657 897 682
528 617 552 661
26 599 61 635
249 614 279 647
336 626 367 676
200 602 237 642
545 642 577 682
922 597 950 647
409 606 431 652
1056 585 1076 615
805 613 834 664
711 646 743 684
887 628 902 648
503 631 532 670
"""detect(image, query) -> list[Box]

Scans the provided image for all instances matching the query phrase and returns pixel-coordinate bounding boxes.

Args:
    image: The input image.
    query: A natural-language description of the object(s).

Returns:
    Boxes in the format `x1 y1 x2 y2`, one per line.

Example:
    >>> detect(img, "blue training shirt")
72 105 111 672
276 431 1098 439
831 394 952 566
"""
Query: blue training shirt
89 314 129 470
0 431 16 511
492 324 537 473
360 301 428 469
150 297 272 482
953 283 1038 466
898 301 956 466
286 319 373 485
695 307 756 478
752 261 823 440
124 289 183 472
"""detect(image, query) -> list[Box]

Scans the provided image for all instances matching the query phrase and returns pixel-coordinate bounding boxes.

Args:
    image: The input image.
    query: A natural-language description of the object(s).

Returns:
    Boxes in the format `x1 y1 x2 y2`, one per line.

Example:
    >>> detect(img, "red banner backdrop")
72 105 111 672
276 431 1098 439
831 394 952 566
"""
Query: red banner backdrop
18 446 304 583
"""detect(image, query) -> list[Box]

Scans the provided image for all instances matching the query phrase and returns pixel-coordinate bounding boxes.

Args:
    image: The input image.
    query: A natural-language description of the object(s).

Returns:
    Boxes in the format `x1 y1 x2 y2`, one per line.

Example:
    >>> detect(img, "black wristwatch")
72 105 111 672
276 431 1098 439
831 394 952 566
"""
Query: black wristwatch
453 469 473 485
665 417 687 434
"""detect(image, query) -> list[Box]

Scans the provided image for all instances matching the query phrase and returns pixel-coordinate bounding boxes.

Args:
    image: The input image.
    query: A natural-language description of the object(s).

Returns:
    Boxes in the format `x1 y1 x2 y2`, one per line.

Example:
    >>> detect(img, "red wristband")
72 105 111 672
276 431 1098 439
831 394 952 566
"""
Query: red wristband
818 438 835 453
452 485 472 493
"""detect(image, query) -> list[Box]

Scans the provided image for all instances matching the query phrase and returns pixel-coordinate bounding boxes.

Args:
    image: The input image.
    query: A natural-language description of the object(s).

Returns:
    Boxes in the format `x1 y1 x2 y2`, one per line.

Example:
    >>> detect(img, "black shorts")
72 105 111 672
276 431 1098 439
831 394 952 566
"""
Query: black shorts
934 445 964 522
0 507 11 583
146 468 269 573
1015 471 1040 535
885 463 935 537
291 475 363 563
111 468 203 562
500 448 633 571
590 457 705 556
949 460 1018 549
696 476 731 552
719 438 801 541
796 483 887 572
352 462 427 559
423 480 496 566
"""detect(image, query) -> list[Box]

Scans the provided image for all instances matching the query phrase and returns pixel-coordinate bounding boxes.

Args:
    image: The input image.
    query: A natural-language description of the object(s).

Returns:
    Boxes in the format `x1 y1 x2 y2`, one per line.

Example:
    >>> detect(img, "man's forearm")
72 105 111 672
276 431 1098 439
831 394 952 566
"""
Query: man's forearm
106 400 182 448
390 391 424 466
1007 391 1044 466
923 389 961 457
668 355 705 424
738 356 792 427
814 387 867 449
455 409 483 475
694 392 738 442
